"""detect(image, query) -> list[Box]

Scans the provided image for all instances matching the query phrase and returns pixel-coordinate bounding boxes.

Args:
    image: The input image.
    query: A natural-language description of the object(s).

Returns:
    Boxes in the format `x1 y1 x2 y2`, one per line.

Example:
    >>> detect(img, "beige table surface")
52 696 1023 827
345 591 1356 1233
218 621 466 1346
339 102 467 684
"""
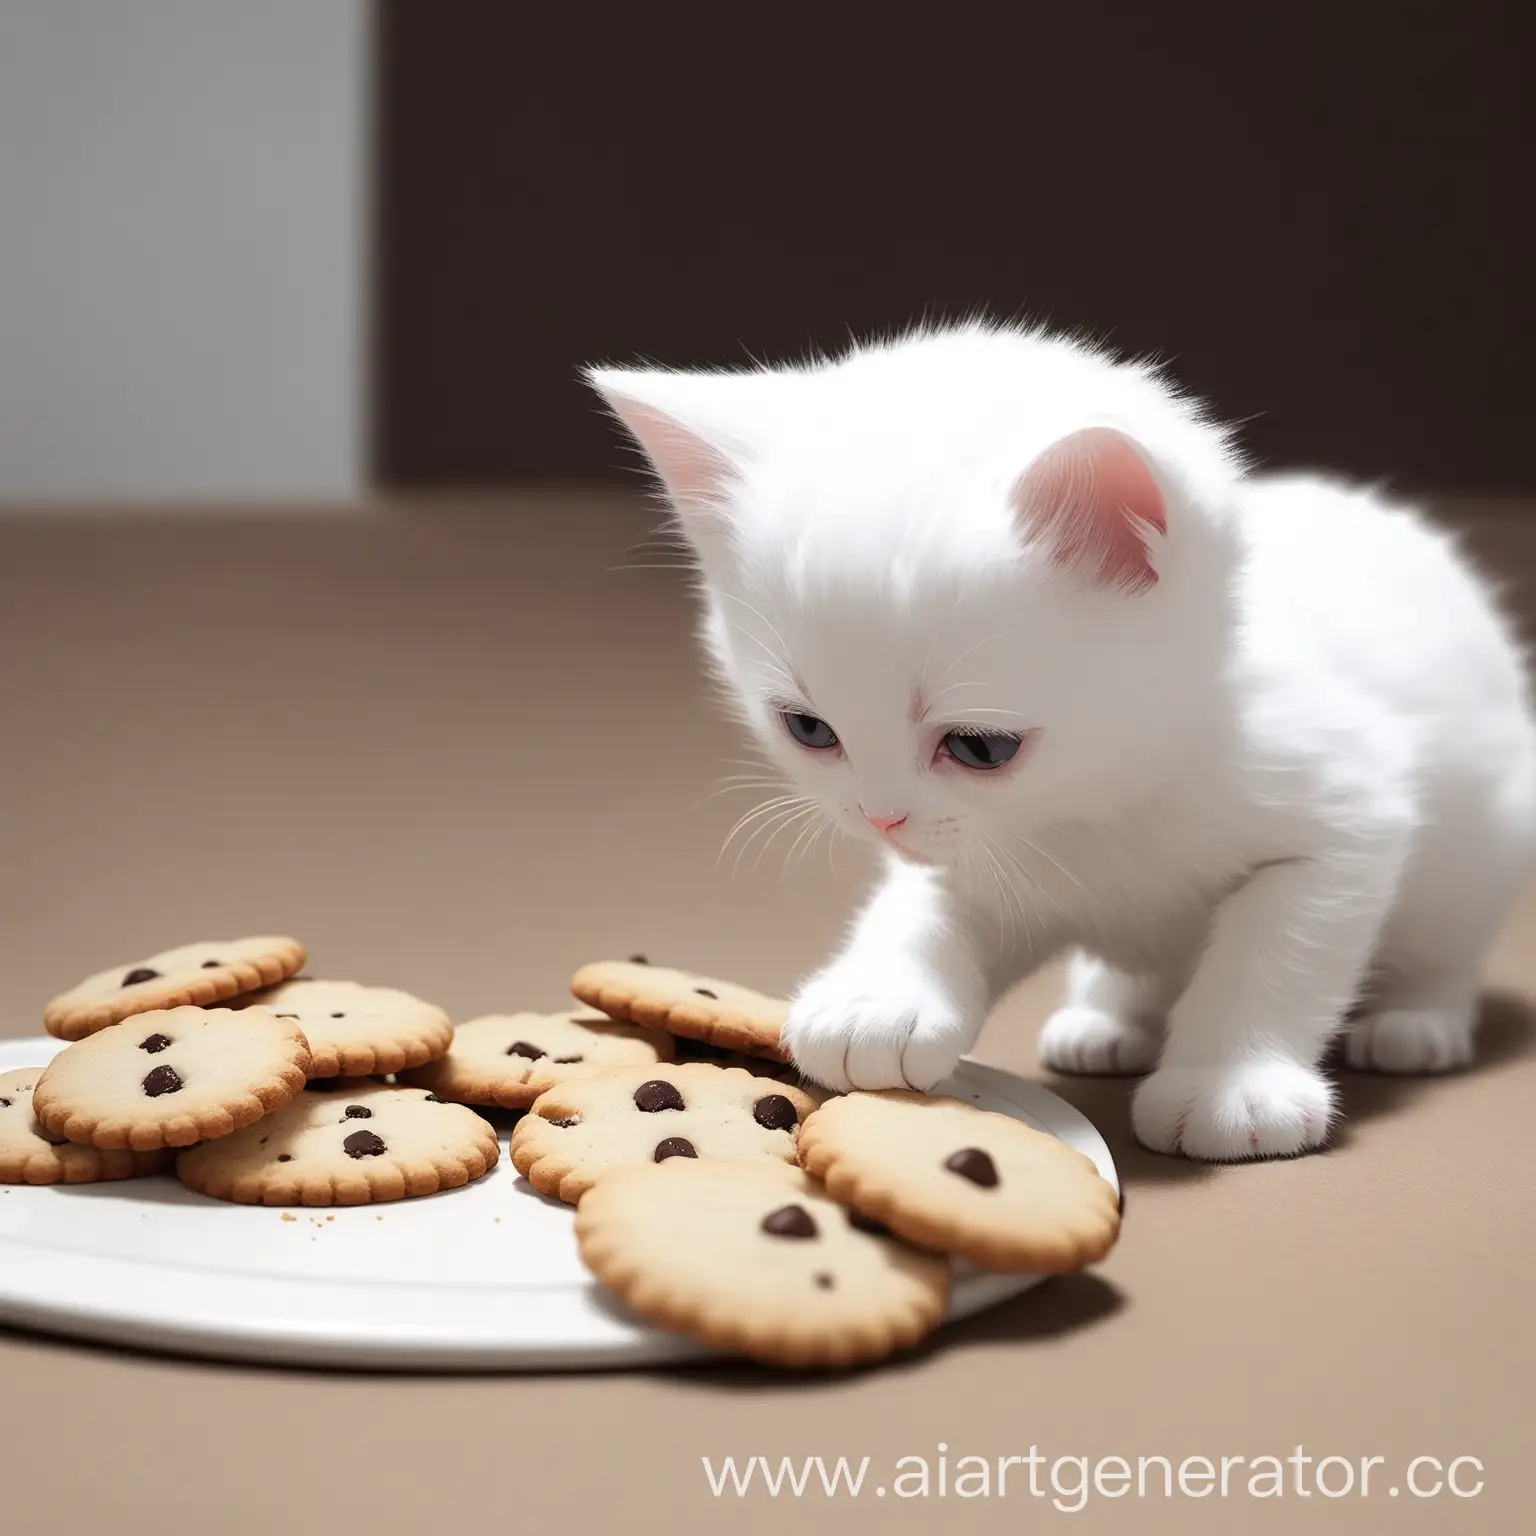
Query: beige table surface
1 497 1531 1535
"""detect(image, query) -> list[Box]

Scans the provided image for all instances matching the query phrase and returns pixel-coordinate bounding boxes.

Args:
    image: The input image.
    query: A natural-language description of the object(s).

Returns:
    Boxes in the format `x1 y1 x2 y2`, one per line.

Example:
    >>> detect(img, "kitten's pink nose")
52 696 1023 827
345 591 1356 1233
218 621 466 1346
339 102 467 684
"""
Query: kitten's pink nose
864 810 909 833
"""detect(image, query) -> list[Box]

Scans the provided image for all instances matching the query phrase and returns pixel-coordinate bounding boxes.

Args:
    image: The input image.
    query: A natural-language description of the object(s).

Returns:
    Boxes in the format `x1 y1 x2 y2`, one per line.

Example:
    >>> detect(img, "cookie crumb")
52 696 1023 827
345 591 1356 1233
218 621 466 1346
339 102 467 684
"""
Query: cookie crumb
280 1212 297 1222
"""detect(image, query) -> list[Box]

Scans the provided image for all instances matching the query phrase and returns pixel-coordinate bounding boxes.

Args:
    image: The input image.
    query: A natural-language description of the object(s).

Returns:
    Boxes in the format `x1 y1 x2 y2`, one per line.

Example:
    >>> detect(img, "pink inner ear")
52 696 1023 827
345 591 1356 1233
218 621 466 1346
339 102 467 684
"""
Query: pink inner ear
1010 428 1167 593
601 396 735 513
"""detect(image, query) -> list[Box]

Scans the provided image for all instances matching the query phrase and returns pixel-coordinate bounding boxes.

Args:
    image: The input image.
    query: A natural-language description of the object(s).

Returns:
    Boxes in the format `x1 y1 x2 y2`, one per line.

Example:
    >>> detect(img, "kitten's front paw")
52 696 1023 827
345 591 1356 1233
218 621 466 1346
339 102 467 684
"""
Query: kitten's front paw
1131 1059 1334 1161
1039 1006 1161 1076
784 958 977 1093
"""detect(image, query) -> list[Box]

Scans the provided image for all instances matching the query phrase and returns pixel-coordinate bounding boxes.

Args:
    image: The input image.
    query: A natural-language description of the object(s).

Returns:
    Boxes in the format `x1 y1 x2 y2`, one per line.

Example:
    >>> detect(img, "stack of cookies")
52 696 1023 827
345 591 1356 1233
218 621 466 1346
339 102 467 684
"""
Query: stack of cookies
1 936 499 1204
408 955 1123 1371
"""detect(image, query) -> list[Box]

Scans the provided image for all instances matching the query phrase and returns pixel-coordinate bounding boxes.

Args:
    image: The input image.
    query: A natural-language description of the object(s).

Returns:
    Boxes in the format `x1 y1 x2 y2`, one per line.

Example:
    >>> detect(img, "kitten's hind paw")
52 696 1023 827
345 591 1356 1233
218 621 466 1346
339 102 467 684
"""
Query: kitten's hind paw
1039 1005 1161 1076
1344 1007 1475 1074
1131 1059 1334 1161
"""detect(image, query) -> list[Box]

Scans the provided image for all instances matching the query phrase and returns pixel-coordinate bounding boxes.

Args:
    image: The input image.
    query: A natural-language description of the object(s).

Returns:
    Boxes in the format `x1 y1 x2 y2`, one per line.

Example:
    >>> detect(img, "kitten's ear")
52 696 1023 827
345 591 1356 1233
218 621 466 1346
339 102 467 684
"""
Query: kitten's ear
585 368 741 531
1009 428 1167 593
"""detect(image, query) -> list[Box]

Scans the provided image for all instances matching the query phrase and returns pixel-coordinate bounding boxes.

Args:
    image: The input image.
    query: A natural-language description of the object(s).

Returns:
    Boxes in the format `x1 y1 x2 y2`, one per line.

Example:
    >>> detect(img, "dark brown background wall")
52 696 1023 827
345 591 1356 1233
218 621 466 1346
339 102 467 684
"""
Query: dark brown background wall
376 3 1533 492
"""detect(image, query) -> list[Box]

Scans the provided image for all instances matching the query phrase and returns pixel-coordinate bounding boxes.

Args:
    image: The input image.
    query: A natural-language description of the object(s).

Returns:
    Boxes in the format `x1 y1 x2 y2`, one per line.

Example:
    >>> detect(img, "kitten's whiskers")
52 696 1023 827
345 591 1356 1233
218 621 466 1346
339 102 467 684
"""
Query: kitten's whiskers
718 794 810 862
1005 831 1088 897
986 833 1071 925
741 803 818 878
692 774 787 810
780 808 831 878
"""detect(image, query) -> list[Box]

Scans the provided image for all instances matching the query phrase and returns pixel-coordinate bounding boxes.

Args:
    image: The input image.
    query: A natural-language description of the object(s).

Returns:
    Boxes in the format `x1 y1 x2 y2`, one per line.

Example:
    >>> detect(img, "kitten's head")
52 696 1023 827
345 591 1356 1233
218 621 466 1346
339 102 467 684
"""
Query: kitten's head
588 324 1242 868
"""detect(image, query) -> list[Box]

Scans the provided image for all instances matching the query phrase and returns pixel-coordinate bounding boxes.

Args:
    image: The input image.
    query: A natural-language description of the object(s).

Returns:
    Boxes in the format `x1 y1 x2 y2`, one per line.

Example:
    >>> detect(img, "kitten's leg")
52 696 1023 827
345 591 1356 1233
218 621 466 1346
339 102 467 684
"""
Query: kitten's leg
1038 951 1169 1076
784 855 1048 1092
1345 772 1533 1073
1133 836 1408 1160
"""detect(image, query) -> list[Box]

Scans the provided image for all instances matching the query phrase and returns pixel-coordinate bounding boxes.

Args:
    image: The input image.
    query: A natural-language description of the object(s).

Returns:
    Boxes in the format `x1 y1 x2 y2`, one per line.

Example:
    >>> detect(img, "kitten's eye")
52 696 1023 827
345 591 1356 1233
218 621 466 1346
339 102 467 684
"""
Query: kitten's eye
943 730 1023 770
781 711 839 750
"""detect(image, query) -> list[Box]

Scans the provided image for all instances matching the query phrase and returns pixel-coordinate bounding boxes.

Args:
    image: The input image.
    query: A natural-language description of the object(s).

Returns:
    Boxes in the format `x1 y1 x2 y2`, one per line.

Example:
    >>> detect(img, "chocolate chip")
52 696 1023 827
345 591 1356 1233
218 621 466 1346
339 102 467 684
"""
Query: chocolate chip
343 1129 386 1158
813 1271 836 1290
343 1105 372 1119
138 1033 172 1054
122 967 160 987
752 1093 798 1132
629 953 649 964
552 1054 584 1064
0 1097 10 1108
693 987 718 999
200 959 222 969
277 1153 293 1162
848 1209 891 1238
944 1147 999 1187
330 1012 345 1019
424 1093 444 1103
506 1041 546 1060
141 1064 183 1097
633 1079 685 1113
547 1116 580 1128
760 1203 818 1239
653 1137 697 1161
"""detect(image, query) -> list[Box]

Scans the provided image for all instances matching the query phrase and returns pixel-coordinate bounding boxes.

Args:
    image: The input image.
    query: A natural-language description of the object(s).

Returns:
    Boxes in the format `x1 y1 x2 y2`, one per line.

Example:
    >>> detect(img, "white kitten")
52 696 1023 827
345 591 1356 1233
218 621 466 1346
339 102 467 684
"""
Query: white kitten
587 322 1536 1160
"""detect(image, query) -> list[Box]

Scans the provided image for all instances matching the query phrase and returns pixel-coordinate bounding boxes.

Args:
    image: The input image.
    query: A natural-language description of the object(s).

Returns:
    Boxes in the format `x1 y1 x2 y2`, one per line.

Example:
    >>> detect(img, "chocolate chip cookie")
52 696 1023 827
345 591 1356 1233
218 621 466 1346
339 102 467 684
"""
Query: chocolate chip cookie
235 978 452 1079
398 1009 675 1109
576 1158 951 1368
509 1061 817 1204
796 1089 1121 1273
0 1067 171 1183
31 1006 310 1151
44 936 307 1041
571 958 790 1060
176 1081 500 1206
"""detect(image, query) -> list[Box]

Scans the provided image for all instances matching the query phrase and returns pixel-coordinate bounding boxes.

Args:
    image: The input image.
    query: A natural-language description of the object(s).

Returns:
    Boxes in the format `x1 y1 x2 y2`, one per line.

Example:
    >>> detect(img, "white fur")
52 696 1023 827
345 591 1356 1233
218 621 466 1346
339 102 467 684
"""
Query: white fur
588 323 1536 1160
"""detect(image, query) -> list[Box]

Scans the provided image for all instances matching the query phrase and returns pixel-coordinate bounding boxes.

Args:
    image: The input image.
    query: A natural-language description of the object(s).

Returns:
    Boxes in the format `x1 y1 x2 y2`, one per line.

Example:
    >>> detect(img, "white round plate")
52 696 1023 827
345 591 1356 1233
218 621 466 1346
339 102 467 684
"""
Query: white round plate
0 1037 1118 1371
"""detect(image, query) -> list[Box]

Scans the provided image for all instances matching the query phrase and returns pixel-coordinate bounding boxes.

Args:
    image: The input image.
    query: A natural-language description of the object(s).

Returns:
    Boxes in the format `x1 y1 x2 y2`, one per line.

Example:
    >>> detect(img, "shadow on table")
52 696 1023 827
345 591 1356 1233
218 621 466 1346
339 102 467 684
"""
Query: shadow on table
668 1271 1126 1394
